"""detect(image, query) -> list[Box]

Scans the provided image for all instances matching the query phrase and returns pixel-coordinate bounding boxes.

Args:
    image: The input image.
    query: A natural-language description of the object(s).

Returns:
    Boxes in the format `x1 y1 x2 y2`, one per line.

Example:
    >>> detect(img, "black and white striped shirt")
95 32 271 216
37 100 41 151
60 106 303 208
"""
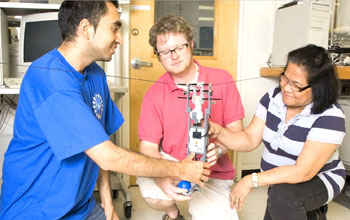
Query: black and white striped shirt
256 87 346 202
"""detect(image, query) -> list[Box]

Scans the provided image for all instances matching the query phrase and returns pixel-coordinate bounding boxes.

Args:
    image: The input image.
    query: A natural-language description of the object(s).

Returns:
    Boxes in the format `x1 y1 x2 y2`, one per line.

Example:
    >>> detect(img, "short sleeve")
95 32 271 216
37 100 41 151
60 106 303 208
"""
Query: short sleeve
34 91 110 161
307 110 346 145
104 89 124 136
255 92 270 121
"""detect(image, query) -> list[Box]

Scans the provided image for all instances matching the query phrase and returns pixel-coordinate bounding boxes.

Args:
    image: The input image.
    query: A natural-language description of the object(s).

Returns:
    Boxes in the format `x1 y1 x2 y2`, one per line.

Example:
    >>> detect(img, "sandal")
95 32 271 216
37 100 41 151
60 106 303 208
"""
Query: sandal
162 213 185 220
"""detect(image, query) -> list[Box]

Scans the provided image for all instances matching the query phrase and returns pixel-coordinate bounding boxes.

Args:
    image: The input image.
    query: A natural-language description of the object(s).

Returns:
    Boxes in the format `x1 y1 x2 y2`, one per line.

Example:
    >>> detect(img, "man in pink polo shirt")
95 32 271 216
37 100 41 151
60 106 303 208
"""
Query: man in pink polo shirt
137 14 244 220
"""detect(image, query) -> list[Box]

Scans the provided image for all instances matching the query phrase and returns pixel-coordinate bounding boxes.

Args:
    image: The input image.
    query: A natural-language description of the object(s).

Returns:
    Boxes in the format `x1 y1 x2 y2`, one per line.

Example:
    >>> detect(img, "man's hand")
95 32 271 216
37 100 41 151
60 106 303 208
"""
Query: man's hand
97 169 119 220
154 177 192 201
101 202 119 220
206 143 218 166
178 152 210 186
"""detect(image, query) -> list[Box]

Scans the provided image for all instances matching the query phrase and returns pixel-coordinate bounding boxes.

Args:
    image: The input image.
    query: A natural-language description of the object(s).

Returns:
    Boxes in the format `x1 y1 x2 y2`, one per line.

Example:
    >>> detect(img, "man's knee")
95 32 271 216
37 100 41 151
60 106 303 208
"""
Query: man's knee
143 197 175 209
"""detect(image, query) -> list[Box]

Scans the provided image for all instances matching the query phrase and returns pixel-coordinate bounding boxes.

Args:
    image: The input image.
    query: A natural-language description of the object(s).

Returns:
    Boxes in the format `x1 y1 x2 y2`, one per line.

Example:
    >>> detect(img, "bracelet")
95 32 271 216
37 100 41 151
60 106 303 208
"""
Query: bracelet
251 172 258 188
215 146 223 158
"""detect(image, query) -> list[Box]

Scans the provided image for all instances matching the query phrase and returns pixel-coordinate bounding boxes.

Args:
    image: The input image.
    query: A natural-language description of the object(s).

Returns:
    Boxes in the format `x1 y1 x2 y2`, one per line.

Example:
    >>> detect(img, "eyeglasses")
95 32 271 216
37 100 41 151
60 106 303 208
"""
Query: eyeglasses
156 42 189 59
280 72 311 92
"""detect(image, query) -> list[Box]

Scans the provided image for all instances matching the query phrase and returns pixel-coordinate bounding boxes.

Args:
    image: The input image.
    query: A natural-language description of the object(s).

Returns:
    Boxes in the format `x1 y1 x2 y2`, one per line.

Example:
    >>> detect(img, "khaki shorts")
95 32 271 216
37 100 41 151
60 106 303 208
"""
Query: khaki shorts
136 152 239 220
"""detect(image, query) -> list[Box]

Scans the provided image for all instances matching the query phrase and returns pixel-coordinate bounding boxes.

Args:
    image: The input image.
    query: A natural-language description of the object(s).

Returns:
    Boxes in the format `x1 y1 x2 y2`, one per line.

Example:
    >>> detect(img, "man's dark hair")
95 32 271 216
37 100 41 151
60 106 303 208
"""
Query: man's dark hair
58 0 119 41
286 44 340 114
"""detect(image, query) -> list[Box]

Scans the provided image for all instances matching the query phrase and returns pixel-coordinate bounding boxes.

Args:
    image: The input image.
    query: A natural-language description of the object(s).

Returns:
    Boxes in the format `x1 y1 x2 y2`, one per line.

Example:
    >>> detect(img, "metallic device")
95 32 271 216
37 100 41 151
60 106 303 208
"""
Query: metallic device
177 82 213 195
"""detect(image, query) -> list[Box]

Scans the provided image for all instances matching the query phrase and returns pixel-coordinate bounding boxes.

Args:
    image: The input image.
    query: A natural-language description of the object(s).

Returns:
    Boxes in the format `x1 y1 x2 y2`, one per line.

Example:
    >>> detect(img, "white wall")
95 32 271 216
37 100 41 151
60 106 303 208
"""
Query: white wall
235 1 335 176
235 1 282 177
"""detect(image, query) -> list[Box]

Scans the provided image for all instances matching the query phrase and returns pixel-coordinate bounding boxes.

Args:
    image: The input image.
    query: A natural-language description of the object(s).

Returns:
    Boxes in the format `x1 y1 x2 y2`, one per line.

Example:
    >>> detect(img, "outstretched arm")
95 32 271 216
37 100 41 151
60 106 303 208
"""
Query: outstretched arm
212 120 243 154
85 140 210 186
139 140 191 200
209 115 265 152
206 120 244 166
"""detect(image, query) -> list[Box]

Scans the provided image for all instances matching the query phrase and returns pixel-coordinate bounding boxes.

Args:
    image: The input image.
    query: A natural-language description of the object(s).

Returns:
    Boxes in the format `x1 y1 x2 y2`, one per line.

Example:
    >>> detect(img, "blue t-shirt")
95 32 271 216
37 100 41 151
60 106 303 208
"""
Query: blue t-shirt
0 49 124 219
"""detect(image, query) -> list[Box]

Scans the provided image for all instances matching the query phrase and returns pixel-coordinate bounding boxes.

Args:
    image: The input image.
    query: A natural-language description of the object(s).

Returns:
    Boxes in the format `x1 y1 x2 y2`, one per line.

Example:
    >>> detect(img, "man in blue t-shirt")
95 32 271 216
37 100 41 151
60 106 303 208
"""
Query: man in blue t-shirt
0 1 210 219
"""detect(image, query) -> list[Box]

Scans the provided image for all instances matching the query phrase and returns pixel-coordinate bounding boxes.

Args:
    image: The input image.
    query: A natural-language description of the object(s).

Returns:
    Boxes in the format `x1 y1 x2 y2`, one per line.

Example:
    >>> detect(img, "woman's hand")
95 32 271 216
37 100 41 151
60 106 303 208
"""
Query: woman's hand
207 121 222 139
229 175 253 211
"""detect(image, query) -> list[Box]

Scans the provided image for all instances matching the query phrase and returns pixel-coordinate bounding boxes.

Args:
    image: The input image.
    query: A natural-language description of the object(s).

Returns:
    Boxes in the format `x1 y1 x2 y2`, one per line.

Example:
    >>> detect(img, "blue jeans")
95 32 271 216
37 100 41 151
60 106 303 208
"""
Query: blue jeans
263 176 328 220
86 202 106 220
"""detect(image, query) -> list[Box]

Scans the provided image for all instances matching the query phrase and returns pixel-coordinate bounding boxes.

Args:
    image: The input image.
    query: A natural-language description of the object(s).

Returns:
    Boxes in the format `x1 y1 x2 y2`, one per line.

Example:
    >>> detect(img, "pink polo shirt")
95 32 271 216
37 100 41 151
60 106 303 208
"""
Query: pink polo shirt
138 60 244 180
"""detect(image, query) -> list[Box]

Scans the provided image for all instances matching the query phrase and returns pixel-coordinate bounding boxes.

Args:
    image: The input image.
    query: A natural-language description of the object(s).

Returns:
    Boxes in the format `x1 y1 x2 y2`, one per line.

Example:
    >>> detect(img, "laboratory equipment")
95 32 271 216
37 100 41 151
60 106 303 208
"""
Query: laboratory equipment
270 0 331 66
177 82 213 195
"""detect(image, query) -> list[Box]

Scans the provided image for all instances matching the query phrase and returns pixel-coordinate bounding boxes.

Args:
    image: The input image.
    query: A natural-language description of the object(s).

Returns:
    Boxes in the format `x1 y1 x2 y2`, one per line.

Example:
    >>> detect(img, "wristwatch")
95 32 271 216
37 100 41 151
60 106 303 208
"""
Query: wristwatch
251 172 259 188
215 146 223 158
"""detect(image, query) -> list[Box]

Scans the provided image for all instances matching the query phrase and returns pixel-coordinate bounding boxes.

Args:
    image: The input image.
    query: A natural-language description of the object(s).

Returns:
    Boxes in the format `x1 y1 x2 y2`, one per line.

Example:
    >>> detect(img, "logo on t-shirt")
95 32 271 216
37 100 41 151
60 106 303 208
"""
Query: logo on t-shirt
92 93 104 119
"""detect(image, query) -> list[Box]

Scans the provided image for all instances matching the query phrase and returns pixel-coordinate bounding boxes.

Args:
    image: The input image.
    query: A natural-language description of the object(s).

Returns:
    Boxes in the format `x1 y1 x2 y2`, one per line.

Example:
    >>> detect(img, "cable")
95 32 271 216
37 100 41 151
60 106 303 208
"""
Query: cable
1 62 264 87
0 95 12 131
3 95 17 110
0 94 3 116
0 104 10 131
0 95 17 131
0 95 4 130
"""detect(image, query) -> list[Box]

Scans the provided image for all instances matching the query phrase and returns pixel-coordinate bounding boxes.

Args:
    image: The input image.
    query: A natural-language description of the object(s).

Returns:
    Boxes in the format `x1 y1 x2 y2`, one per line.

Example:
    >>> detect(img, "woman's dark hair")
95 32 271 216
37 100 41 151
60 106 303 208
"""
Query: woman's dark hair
58 0 119 41
286 44 340 114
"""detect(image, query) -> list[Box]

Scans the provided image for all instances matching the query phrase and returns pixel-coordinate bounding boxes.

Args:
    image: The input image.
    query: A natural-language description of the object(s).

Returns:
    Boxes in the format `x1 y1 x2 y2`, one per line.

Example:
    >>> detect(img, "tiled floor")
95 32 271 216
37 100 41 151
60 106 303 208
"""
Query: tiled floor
111 184 350 220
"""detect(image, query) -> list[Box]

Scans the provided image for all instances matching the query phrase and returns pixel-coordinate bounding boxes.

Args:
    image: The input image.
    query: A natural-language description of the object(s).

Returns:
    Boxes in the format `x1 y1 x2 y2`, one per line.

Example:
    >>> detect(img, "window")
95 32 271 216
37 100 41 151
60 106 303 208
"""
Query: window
155 0 215 56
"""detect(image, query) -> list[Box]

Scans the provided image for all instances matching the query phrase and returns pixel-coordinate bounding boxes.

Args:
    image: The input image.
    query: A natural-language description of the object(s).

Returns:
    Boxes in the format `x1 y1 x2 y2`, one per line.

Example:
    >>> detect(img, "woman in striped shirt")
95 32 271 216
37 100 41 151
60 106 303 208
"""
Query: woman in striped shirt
208 44 346 220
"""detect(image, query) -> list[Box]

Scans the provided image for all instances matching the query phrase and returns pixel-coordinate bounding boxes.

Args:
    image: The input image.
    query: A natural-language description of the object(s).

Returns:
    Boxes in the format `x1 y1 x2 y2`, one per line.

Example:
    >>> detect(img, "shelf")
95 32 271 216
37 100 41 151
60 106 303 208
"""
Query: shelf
0 2 60 16
0 87 19 94
260 67 284 77
0 84 127 95
260 66 350 80
0 0 130 15
338 66 350 80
